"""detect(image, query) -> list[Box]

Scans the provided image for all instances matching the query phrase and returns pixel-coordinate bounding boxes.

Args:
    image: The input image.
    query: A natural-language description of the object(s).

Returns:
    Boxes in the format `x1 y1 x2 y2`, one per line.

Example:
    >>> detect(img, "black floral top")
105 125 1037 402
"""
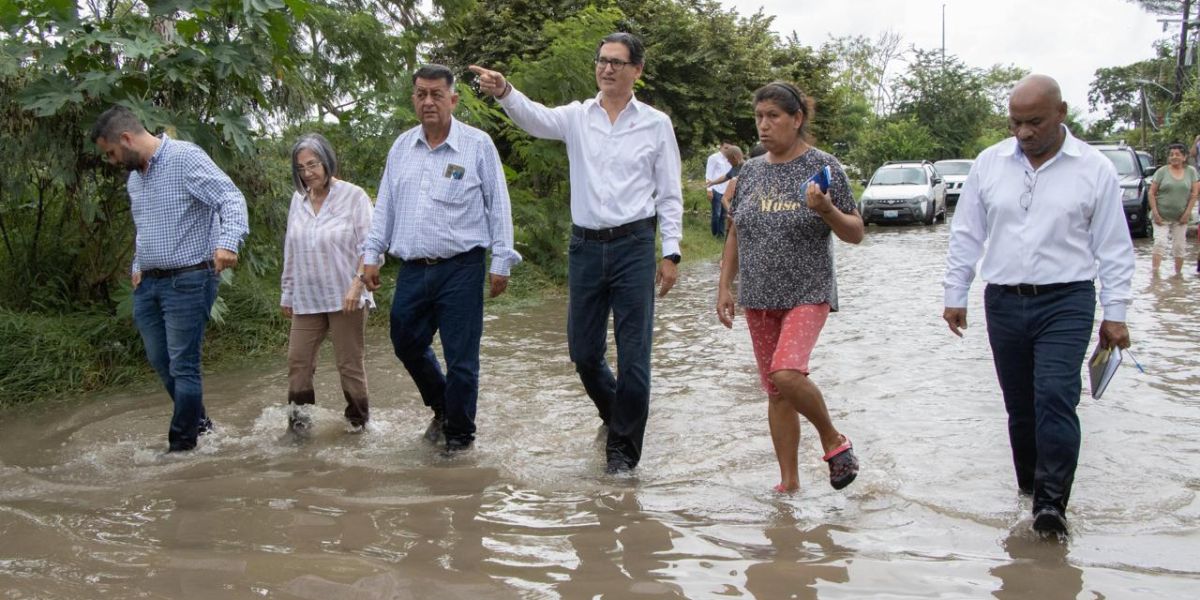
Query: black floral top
731 148 855 310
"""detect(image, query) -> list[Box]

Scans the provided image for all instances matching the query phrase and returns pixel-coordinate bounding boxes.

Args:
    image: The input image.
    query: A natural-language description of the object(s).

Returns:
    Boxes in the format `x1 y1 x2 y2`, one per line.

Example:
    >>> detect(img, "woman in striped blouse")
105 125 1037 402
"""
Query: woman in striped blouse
280 133 375 433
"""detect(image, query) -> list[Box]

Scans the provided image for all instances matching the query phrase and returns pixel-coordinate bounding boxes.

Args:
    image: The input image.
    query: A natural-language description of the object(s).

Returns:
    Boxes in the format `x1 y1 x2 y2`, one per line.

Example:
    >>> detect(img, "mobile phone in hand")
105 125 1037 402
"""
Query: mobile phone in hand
806 165 832 193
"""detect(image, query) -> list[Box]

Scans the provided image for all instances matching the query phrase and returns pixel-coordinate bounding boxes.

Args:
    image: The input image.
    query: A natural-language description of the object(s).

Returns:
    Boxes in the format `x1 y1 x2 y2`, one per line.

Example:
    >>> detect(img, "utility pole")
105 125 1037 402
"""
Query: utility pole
1175 0 1193 105
941 4 946 67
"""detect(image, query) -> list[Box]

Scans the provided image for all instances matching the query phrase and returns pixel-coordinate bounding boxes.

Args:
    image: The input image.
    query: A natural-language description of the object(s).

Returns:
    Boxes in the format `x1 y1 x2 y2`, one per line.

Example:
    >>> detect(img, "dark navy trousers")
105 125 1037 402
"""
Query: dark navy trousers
984 281 1095 515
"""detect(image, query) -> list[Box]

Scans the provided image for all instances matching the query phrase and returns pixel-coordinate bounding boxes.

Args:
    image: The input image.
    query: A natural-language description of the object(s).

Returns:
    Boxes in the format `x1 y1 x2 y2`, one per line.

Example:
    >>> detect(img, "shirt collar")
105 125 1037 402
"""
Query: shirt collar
1000 124 1082 160
143 133 171 174
414 117 462 151
587 92 643 118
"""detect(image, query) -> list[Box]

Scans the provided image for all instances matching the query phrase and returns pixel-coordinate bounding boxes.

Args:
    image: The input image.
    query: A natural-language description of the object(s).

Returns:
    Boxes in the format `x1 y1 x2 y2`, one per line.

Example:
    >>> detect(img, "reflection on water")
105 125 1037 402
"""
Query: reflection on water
1 217 1198 598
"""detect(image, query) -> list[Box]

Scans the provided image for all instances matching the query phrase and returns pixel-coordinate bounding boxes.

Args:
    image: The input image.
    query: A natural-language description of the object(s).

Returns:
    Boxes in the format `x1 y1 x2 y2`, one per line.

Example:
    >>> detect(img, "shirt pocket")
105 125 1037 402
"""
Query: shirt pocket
431 177 468 205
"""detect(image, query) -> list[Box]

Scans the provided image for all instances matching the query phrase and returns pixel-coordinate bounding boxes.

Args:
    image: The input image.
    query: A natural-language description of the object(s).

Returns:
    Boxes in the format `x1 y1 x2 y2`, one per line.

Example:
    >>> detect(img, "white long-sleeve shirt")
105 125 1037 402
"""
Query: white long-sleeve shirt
943 128 1135 321
497 87 684 257
281 180 375 314
705 150 732 195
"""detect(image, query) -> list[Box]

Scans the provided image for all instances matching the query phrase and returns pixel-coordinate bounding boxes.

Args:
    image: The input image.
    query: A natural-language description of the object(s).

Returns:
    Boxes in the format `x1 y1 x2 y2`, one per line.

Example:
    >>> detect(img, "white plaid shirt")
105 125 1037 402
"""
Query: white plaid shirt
362 118 520 275
128 135 249 272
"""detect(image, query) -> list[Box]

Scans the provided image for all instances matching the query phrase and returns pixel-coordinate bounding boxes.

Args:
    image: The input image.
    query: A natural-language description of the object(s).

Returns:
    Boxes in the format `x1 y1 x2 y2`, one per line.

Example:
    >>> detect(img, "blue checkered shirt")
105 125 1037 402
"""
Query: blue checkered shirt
362 118 520 275
127 135 249 272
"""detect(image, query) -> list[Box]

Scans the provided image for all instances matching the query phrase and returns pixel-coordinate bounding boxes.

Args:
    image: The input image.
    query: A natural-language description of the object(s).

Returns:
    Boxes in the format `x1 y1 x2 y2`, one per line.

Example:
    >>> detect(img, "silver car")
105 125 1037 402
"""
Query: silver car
934 159 973 205
860 161 947 225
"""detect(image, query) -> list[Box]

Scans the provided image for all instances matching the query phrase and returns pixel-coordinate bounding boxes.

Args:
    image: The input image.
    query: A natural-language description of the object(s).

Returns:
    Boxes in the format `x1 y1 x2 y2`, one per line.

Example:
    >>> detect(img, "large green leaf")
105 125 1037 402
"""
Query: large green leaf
74 70 119 98
213 111 256 156
123 35 165 61
17 75 83 117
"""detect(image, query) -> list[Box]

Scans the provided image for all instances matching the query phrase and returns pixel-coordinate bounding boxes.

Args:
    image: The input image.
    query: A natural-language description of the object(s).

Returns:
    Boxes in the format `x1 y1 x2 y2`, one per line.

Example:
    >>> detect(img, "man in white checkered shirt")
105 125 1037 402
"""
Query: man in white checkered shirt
91 106 249 453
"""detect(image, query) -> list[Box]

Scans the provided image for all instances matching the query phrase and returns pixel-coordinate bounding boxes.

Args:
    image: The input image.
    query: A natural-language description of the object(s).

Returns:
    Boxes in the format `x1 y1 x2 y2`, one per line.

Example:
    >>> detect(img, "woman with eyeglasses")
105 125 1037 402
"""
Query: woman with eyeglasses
280 133 375 433
715 81 864 494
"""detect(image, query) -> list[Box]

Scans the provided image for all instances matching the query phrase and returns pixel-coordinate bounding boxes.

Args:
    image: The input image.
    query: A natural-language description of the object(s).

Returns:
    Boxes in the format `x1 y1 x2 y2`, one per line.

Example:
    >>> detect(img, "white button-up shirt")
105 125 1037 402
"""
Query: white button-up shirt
943 128 1135 321
281 180 375 314
705 150 732 195
497 88 684 257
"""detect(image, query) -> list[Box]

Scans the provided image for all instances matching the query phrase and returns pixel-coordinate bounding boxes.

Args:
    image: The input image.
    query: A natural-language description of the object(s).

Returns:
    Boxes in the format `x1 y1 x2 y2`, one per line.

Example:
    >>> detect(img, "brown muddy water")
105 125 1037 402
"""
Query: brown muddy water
2 219 1198 599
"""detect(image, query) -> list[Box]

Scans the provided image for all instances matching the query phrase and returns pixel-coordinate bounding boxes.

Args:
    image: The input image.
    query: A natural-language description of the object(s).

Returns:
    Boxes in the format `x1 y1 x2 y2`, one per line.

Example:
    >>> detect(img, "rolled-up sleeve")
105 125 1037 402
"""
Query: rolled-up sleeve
184 150 249 253
1089 163 1135 321
943 166 987 308
654 118 684 257
478 136 521 275
497 87 573 141
362 145 397 266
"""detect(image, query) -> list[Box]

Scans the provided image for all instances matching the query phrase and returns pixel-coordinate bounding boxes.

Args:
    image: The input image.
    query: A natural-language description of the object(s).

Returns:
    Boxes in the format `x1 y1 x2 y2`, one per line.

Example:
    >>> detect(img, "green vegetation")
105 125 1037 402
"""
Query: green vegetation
3 0 1193 405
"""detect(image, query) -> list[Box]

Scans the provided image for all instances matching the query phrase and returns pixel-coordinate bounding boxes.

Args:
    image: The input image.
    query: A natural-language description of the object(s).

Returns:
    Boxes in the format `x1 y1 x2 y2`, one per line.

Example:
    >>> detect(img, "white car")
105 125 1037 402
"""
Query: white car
859 161 947 226
934 159 973 205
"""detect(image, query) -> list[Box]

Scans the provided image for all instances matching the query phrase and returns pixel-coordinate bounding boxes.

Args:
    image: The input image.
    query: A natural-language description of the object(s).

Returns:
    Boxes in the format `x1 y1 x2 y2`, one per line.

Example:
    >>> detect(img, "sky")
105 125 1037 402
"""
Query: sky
719 0 1176 123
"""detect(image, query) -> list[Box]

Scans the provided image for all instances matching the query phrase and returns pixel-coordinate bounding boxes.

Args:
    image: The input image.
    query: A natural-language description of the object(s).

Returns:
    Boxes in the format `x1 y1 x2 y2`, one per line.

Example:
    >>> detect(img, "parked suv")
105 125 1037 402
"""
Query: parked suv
933 159 973 205
1093 142 1154 238
860 161 947 225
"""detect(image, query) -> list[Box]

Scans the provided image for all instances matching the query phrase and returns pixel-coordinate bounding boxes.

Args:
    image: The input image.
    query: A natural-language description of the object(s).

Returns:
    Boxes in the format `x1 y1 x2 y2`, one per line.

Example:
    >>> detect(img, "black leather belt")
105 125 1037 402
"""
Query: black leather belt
142 260 214 279
572 216 656 242
403 247 483 267
992 281 1086 296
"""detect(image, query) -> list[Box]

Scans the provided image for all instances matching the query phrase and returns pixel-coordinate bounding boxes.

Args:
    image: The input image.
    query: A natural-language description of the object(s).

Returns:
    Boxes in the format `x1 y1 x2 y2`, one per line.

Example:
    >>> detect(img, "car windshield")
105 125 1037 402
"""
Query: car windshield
1137 153 1152 171
934 161 972 176
1100 149 1137 177
870 167 926 185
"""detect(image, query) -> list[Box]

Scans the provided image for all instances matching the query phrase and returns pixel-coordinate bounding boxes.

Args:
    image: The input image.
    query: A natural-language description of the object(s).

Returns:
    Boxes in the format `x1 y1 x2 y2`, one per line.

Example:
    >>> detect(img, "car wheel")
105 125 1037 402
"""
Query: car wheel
924 203 936 225
1133 206 1152 239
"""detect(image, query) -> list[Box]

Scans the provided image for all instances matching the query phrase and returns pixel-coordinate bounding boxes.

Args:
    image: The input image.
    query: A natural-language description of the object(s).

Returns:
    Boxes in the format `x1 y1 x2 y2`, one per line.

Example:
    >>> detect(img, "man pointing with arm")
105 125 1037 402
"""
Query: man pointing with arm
470 31 683 474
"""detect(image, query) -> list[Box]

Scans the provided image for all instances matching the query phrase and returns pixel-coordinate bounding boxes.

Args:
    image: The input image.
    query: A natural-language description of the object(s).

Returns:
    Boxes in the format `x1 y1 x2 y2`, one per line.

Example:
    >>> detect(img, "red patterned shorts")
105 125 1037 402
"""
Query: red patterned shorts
744 303 830 395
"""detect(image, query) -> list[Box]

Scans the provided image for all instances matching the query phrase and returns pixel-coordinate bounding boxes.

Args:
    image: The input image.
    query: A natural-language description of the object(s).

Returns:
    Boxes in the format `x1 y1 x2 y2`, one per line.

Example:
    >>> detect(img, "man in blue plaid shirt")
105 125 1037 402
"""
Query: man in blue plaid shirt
361 65 520 454
91 106 249 453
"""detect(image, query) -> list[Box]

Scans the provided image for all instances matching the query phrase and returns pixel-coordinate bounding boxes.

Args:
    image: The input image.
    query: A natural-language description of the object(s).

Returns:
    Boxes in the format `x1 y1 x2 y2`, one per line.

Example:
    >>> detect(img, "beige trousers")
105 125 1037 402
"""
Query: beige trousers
287 309 369 426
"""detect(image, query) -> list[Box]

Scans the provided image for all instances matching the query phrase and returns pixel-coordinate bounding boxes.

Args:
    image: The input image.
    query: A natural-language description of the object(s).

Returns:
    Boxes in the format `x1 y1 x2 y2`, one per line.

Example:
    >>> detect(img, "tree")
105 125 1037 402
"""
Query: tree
891 49 995 160
847 117 938 177
1088 42 1175 135
824 31 904 115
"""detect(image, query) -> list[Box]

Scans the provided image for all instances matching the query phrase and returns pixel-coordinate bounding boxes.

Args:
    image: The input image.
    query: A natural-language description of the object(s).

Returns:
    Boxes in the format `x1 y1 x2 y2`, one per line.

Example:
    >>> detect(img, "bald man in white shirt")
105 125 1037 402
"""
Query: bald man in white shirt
943 75 1135 536
471 32 683 474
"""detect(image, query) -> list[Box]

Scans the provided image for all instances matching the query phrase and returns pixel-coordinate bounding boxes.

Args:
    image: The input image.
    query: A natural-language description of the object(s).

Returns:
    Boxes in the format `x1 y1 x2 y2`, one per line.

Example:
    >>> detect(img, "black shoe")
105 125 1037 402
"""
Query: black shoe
1018 486 1033 497
605 456 634 474
444 438 472 455
1032 507 1069 536
423 411 444 444
197 418 215 436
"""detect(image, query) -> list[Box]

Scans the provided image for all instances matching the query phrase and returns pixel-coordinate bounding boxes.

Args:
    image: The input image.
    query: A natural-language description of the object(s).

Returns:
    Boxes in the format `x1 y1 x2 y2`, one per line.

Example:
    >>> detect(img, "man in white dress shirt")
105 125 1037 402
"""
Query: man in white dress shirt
943 74 1135 535
470 32 683 474
705 143 732 236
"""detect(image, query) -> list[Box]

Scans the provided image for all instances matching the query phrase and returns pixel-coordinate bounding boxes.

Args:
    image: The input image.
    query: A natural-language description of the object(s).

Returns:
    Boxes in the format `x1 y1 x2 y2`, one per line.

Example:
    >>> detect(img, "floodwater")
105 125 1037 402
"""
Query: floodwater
1 217 1198 599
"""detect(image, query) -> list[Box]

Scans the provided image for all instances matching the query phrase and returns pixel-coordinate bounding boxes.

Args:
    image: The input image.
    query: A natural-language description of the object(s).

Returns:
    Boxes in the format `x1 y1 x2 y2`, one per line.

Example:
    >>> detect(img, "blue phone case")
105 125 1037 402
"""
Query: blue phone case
806 165 832 193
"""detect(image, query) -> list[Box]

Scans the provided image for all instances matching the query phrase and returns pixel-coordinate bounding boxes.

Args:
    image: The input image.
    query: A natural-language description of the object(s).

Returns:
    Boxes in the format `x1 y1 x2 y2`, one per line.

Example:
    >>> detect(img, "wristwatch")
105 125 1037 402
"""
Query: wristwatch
664 254 681 264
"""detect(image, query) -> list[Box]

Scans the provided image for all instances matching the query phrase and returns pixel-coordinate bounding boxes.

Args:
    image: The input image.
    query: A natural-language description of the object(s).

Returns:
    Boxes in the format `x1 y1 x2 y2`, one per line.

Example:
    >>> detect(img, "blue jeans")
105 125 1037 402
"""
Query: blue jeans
133 268 219 451
710 191 725 237
984 281 1095 516
568 226 656 467
389 248 485 445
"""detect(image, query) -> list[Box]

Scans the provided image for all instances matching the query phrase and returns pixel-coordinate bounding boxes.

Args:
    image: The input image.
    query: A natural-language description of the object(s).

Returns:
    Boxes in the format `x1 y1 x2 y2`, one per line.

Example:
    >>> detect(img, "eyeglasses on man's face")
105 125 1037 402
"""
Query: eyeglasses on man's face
595 57 634 71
